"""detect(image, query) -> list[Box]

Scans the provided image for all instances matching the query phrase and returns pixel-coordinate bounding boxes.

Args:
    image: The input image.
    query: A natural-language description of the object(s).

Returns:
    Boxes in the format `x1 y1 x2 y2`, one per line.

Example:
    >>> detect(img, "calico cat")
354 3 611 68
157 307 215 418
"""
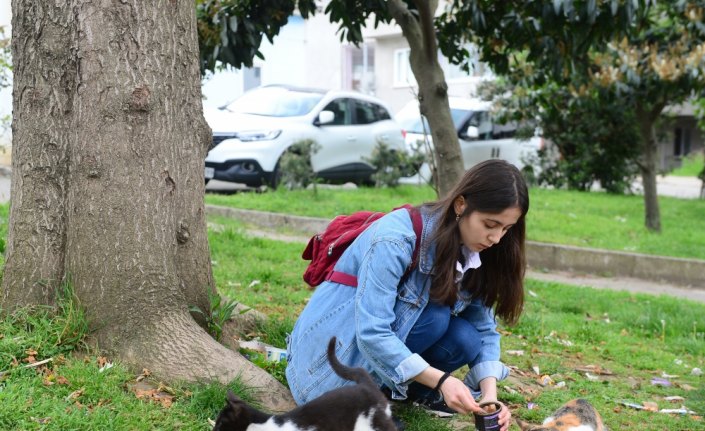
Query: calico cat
213 336 398 431
515 398 607 431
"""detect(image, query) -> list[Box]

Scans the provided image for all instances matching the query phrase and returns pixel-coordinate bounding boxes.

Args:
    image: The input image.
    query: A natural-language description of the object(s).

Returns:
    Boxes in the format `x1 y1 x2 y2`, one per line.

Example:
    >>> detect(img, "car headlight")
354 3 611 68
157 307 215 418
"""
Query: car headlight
237 130 282 142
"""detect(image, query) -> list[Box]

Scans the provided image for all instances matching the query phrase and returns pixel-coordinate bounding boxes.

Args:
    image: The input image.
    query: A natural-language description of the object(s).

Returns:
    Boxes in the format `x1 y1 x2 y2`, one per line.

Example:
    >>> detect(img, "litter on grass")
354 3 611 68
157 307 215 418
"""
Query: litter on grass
650 377 672 386
620 401 699 416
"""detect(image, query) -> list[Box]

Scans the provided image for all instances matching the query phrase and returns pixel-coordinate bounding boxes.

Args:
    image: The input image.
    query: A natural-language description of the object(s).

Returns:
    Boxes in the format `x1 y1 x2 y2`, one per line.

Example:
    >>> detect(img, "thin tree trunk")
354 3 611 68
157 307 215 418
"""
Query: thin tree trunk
388 0 465 196
5 0 295 413
635 103 663 232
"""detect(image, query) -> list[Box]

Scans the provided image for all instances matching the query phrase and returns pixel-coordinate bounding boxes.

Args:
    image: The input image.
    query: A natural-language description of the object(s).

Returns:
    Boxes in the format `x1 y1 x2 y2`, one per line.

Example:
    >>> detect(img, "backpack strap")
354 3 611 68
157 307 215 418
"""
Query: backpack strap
326 206 423 287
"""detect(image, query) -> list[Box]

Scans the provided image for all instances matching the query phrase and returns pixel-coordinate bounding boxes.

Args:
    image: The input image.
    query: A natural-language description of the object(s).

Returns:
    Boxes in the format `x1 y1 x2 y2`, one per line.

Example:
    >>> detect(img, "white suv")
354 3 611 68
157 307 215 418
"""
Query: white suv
204 85 407 188
396 97 544 180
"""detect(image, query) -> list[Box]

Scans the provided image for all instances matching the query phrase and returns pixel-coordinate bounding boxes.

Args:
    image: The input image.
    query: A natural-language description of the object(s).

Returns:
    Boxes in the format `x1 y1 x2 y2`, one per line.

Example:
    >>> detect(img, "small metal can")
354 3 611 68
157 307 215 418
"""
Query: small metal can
473 401 502 431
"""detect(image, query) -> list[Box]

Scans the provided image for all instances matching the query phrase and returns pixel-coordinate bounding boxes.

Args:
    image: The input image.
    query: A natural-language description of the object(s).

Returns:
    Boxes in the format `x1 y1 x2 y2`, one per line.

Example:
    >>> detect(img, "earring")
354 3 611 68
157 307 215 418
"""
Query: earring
455 213 460 222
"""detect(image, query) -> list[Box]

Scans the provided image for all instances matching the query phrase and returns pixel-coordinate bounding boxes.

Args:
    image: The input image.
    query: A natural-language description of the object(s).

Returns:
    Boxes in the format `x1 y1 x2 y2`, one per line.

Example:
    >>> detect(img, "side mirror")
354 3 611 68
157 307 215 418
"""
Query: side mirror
464 125 479 139
317 110 335 126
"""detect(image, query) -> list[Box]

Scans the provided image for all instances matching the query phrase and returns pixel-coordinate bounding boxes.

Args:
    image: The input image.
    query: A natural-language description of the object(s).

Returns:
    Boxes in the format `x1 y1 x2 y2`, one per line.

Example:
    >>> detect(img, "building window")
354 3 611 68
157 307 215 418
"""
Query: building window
443 44 493 81
393 48 417 87
394 45 492 87
342 43 376 94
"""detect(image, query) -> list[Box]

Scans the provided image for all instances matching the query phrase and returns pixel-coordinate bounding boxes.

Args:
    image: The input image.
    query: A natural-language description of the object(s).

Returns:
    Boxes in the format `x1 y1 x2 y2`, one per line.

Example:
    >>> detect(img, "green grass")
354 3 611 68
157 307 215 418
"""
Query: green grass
671 152 705 177
205 185 705 260
0 280 265 430
213 220 703 430
0 198 703 430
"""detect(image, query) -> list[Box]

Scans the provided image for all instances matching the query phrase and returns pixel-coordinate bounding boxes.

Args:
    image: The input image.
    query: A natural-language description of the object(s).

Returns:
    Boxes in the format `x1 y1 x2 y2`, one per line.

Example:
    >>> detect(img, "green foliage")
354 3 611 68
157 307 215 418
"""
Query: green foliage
196 0 318 75
54 280 89 351
279 139 321 191
244 351 288 386
364 141 425 188
195 0 400 75
438 0 647 78
502 81 641 193
189 291 243 342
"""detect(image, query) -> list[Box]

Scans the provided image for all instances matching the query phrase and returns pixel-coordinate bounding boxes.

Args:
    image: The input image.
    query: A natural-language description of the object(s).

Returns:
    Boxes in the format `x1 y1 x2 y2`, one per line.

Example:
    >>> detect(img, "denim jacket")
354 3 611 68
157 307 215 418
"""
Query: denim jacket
285 206 509 404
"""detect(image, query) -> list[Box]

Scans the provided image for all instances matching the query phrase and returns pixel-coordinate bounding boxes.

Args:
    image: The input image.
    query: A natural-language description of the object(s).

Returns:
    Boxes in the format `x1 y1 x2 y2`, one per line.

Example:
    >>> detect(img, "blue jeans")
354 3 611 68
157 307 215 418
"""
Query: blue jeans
404 300 482 399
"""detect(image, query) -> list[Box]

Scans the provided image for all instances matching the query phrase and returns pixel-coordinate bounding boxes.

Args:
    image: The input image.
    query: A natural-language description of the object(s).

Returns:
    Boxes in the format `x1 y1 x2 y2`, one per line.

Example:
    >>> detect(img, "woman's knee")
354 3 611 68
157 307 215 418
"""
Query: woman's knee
446 318 482 362
406 302 451 353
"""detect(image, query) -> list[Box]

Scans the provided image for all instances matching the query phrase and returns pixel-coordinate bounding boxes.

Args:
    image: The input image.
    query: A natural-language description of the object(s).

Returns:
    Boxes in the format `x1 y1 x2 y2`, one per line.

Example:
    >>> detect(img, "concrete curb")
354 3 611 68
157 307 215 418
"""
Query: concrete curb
205 205 705 290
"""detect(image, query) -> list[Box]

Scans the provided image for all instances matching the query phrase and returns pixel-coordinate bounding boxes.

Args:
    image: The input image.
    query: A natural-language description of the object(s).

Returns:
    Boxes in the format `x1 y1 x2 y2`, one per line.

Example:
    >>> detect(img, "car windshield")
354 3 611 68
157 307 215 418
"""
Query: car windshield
224 87 324 117
397 108 471 133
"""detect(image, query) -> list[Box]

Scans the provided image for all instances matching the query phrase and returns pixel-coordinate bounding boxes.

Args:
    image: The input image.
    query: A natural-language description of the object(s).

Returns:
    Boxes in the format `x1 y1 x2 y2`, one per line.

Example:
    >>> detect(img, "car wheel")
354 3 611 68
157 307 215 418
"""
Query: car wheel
267 161 282 189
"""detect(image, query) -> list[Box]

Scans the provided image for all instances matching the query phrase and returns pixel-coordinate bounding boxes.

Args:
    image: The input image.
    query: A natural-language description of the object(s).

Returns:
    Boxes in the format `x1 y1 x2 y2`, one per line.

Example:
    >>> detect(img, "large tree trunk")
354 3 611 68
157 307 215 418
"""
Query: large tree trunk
388 0 465 197
635 102 664 232
5 0 294 413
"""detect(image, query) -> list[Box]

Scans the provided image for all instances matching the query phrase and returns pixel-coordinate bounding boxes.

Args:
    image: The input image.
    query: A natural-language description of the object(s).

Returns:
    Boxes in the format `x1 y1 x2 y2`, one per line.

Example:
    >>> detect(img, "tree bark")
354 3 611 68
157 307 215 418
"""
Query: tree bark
635 102 664 232
387 0 465 197
5 0 294 413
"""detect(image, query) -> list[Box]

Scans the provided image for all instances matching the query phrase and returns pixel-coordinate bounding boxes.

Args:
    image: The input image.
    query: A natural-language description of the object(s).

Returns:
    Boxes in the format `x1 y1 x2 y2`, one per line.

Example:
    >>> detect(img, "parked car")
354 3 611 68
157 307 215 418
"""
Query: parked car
395 97 544 180
204 85 407 188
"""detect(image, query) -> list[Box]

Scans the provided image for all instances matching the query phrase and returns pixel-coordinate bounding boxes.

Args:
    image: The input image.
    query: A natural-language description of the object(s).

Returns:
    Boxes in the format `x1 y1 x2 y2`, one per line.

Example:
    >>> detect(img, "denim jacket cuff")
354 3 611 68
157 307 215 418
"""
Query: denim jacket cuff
463 360 509 395
396 352 429 383
387 353 428 399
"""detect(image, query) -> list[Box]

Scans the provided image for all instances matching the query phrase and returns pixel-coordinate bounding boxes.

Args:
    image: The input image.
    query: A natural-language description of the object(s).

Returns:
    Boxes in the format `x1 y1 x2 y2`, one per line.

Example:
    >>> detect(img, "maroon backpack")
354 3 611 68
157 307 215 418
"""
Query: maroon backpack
302 205 423 288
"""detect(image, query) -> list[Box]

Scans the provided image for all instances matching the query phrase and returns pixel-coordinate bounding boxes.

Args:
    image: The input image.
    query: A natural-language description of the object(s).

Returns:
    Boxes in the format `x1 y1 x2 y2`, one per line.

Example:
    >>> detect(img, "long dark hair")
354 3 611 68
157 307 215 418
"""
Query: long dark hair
426 160 529 325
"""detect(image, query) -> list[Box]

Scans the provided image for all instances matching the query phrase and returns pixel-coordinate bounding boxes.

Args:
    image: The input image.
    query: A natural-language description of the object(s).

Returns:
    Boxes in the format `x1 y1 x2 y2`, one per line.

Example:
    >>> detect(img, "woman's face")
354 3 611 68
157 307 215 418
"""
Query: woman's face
454 197 522 253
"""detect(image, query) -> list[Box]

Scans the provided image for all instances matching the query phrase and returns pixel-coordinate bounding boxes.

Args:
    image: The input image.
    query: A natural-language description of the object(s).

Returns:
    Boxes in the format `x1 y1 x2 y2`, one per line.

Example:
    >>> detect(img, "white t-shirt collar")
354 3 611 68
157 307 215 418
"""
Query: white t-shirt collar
455 245 482 282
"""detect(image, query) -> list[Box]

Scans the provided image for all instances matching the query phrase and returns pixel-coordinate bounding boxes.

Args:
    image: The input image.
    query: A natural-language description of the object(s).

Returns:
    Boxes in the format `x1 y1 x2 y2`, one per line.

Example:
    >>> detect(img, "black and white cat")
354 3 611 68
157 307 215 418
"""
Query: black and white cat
213 337 398 431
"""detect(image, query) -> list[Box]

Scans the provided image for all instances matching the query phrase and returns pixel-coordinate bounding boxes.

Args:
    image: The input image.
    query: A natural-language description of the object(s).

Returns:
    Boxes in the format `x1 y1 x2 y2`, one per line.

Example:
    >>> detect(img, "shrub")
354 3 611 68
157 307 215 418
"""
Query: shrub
364 141 425 188
279 139 321 190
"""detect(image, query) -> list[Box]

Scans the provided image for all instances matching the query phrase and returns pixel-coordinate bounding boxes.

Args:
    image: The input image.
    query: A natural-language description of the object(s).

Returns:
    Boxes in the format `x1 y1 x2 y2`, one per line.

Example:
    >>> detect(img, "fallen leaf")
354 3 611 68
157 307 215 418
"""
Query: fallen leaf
585 372 600 381
664 396 685 403
65 389 84 402
136 368 151 382
643 401 659 412
31 417 51 425
157 394 174 408
575 365 614 375
537 375 554 386
135 389 158 399
42 373 56 386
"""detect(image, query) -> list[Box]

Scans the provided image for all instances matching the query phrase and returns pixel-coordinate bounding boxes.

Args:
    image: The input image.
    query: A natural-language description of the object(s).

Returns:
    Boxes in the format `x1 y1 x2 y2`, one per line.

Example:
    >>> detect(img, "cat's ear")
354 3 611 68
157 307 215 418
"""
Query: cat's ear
226 390 239 403
225 391 251 418
514 418 536 431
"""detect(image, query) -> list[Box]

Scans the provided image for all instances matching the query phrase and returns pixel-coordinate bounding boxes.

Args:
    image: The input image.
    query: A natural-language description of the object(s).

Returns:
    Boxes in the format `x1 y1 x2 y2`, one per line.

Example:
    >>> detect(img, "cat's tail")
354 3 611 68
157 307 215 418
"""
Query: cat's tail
327 337 377 387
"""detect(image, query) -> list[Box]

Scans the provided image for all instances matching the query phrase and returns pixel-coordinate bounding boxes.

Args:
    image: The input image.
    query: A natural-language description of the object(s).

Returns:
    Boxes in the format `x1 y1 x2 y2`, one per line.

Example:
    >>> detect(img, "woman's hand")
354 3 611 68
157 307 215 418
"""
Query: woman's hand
478 398 511 431
439 376 483 415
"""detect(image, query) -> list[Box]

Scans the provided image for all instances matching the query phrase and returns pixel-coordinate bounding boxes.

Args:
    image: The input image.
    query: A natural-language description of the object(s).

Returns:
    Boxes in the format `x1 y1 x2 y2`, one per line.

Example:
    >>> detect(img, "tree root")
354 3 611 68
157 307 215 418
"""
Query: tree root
117 311 296 413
